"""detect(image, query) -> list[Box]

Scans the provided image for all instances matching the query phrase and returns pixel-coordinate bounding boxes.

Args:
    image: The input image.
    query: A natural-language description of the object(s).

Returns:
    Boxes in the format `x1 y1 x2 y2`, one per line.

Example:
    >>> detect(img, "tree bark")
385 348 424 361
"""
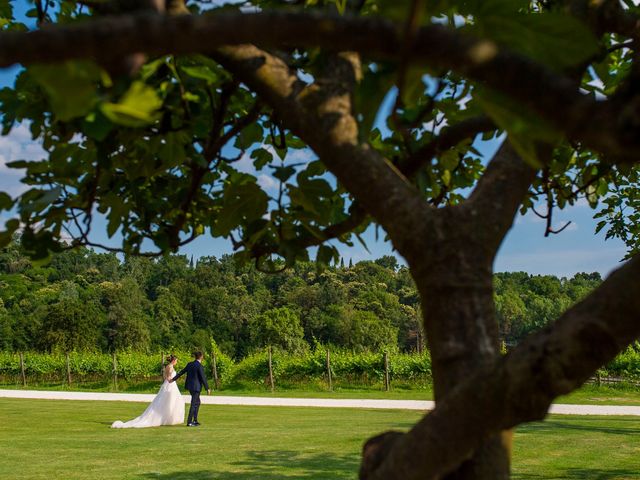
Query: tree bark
417 235 509 479
405 142 537 479
361 254 640 480
1 11 637 162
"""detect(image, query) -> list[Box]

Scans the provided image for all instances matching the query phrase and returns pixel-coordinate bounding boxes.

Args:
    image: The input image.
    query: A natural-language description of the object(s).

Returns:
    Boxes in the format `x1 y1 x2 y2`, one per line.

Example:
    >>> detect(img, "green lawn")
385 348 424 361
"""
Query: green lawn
0 398 639 479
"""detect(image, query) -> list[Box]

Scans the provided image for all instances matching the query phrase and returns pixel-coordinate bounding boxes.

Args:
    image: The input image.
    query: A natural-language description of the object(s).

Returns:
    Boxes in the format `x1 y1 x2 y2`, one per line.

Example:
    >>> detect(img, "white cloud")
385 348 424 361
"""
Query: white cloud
0 122 46 197
257 174 278 191
234 151 254 174
286 148 315 164
422 113 448 135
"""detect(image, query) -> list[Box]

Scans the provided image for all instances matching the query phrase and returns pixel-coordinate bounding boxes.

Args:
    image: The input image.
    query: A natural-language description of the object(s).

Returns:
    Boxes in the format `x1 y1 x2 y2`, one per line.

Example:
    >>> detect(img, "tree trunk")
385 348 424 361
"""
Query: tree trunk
417 252 510 479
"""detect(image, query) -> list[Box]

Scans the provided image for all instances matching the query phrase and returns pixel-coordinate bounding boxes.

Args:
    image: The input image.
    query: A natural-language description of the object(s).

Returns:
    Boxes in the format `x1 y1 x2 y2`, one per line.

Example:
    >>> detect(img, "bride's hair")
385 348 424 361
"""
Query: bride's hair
165 355 177 366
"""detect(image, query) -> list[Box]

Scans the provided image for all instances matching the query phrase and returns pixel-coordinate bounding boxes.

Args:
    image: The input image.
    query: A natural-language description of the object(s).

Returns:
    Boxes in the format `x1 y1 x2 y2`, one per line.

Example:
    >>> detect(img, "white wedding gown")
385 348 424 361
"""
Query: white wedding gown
111 367 185 428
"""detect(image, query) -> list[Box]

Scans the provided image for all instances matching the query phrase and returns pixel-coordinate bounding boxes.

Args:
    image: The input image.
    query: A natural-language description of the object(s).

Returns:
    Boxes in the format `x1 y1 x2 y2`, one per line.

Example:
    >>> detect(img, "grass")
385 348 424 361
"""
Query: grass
3 379 640 405
512 416 640 479
556 384 640 405
0 398 639 479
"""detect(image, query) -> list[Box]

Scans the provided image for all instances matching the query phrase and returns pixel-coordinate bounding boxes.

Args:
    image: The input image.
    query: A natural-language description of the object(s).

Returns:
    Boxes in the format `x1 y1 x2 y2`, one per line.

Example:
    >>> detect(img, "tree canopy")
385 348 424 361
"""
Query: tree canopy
0 239 603 356
0 1 638 479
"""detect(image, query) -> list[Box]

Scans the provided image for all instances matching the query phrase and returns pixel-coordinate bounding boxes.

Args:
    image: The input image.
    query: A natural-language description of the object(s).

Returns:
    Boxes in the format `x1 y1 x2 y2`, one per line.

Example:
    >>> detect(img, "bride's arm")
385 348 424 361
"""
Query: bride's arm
170 365 187 383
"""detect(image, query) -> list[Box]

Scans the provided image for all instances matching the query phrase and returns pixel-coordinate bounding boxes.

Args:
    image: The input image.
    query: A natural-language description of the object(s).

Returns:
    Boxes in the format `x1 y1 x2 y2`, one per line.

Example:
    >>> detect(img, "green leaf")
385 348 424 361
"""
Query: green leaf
0 218 19 247
272 165 296 183
476 88 561 166
100 81 162 127
4 218 18 230
182 91 200 103
472 10 599 70
0 0 12 19
140 57 167 80
442 169 451 186
107 215 120 238
251 148 273 170
355 233 370 253
401 67 427 105
82 111 114 141
333 0 347 15
596 179 609 197
0 192 13 210
355 66 394 138
316 245 336 266
106 197 127 238
30 62 102 121
180 65 219 84
6 160 29 169
289 177 334 219
235 123 263 150
440 150 459 171
158 132 188 166
213 181 269 236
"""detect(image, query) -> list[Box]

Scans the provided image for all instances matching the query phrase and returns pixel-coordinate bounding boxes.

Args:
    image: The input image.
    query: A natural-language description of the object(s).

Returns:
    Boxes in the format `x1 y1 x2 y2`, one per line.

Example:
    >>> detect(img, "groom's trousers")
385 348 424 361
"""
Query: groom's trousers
188 390 201 424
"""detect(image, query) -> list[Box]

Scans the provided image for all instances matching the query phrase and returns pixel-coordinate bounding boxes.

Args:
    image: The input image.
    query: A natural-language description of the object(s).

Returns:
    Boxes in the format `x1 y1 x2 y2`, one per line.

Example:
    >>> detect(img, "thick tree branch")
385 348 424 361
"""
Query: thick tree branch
362 254 640 480
562 0 640 38
1 11 638 163
213 45 434 265
465 141 539 253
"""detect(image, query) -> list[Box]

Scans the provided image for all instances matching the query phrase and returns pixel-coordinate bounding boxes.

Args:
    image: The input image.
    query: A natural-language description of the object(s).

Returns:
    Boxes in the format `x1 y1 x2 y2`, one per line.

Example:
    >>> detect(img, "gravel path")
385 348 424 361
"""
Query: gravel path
1 389 639 415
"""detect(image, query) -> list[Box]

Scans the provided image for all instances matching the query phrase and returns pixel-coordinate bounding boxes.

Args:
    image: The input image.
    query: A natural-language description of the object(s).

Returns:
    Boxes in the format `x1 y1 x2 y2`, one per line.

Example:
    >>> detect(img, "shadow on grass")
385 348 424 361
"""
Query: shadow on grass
137 449 359 479
514 468 640 479
518 418 640 436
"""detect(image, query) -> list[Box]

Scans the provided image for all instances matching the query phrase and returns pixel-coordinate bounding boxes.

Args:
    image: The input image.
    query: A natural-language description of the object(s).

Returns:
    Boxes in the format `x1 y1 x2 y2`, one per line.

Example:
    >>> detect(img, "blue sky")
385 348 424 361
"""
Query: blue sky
0 0 628 277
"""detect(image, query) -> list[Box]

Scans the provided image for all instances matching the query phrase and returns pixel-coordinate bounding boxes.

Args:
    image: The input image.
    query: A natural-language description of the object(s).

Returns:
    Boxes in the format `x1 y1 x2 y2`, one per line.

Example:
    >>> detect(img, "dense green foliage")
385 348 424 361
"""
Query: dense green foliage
0 241 421 356
0 239 603 358
0 1 637 265
494 271 603 344
0 349 433 386
4 344 639 388
0 243 600 359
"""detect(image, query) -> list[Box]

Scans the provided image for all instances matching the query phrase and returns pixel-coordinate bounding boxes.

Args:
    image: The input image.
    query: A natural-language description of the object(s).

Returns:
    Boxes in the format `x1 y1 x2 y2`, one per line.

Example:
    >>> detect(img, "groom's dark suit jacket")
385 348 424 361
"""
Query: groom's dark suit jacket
174 360 209 392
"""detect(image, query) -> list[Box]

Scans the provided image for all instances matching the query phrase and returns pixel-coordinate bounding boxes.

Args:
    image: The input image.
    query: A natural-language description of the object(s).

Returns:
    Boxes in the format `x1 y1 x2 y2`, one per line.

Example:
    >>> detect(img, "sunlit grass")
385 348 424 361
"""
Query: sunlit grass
0 399 639 479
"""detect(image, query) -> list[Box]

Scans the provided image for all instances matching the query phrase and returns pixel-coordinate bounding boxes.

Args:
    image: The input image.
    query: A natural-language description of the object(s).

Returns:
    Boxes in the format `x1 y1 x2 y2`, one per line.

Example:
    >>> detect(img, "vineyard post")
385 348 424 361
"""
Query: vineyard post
326 349 332 391
65 352 72 385
112 352 118 391
19 352 26 387
211 350 220 390
161 352 164 376
384 351 390 392
268 346 274 393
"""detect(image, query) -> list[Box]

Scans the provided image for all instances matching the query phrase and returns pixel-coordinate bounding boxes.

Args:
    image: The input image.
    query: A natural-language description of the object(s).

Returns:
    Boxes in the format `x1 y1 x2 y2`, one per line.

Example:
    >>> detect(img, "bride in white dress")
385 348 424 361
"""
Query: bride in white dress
111 355 185 428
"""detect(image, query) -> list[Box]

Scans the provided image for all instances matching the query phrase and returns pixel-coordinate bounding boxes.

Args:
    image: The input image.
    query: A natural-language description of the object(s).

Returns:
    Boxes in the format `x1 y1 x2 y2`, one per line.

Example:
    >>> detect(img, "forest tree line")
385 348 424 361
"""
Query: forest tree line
0 240 602 358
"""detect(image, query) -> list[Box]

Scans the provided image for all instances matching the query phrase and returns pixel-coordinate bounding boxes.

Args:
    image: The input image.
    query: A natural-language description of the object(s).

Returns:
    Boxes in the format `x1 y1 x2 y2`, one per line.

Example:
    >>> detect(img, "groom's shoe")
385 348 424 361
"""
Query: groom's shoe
187 422 197 427
193 421 201 426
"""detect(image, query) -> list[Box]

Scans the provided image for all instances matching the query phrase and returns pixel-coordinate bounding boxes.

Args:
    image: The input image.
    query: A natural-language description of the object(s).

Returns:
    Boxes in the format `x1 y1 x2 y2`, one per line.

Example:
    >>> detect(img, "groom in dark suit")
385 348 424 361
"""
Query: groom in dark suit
171 351 210 427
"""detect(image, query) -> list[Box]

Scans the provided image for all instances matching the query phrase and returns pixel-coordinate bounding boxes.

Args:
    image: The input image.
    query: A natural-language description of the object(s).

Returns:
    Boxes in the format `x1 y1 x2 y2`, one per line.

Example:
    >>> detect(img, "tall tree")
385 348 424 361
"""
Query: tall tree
98 278 151 351
250 306 307 353
0 0 639 478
